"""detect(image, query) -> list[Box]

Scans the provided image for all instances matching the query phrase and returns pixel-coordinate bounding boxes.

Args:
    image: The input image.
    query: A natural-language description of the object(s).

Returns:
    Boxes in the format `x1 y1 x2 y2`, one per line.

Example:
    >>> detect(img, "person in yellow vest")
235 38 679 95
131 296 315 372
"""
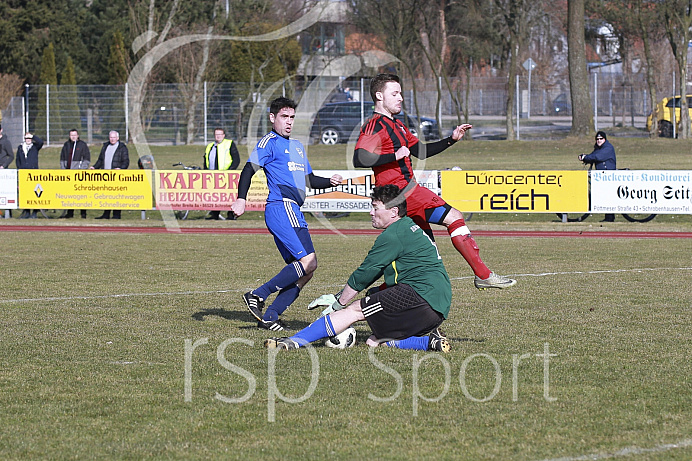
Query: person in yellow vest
204 127 240 220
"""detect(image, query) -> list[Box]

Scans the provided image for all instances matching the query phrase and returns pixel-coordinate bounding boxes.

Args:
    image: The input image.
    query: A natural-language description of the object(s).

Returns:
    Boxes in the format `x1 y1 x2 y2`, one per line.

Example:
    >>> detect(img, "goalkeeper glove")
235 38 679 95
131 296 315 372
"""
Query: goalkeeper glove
307 291 345 317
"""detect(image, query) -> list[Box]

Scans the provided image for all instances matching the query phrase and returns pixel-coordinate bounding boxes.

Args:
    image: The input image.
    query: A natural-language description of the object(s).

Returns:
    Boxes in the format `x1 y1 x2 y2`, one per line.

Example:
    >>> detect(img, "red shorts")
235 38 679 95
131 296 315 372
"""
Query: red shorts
404 184 449 230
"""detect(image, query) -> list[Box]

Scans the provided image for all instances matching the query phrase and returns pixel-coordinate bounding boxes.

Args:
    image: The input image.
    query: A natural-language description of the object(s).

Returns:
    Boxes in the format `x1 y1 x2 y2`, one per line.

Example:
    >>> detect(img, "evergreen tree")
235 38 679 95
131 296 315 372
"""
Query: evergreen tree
35 43 62 141
61 57 81 134
107 30 130 85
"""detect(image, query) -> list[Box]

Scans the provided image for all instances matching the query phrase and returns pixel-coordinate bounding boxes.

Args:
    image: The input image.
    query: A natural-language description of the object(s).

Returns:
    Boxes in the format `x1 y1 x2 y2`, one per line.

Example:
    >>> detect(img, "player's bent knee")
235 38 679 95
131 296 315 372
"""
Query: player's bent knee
300 253 318 273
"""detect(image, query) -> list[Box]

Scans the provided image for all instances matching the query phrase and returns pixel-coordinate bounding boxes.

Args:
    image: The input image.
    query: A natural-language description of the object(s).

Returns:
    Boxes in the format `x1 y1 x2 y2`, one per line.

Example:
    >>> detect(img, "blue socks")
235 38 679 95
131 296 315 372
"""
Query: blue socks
385 336 429 351
263 284 300 321
254 261 305 301
290 314 336 346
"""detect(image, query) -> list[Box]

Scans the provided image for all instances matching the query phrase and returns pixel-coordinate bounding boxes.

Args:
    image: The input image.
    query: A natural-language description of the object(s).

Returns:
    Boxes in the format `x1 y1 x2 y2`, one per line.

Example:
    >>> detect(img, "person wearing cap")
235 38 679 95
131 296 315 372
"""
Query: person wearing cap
16 132 44 219
579 130 617 222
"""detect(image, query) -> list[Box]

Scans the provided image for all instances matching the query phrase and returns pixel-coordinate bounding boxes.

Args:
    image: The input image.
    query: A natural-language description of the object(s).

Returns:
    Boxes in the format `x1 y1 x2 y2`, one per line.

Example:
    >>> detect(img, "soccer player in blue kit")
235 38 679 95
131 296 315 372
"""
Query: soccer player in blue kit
230 97 343 331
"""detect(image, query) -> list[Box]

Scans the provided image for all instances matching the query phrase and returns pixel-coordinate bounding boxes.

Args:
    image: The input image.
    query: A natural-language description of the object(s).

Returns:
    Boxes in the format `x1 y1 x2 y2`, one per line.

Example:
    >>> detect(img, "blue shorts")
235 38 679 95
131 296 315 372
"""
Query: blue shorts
265 200 315 263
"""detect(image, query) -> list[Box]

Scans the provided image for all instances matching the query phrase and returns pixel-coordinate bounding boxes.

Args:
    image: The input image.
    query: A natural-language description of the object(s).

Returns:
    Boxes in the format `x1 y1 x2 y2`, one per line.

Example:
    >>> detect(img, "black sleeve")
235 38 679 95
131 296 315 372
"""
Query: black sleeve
31 136 44 151
1 141 14 168
120 144 130 169
83 142 91 161
353 148 397 168
230 141 240 170
93 146 104 169
237 162 259 200
410 136 457 159
306 172 333 190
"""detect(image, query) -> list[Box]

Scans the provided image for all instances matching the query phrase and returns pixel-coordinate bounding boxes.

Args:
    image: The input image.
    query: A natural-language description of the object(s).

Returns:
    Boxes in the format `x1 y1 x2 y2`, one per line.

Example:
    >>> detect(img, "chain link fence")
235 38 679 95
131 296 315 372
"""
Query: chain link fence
3 74 653 147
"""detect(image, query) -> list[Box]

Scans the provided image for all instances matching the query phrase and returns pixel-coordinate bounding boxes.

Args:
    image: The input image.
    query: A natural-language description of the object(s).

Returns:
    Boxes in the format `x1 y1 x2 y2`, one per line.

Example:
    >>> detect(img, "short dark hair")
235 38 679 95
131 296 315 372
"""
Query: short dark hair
69 129 79 134
214 127 225 134
269 97 297 116
370 73 400 102
371 184 407 217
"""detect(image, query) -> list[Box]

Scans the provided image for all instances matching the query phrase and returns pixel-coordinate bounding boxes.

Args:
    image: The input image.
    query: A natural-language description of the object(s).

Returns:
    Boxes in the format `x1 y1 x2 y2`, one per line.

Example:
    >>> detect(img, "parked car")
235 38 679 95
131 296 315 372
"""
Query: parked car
551 93 572 115
646 95 692 138
309 101 439 145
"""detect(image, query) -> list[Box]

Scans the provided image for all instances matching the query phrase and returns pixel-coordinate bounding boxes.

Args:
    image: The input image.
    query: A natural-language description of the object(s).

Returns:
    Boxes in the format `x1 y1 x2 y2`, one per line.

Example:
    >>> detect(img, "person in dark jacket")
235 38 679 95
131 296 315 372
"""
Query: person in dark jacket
91 130 129 219
60 129 91 218
0 125 14 169
16 132 44 219
579 130 616 222
0 125 14 217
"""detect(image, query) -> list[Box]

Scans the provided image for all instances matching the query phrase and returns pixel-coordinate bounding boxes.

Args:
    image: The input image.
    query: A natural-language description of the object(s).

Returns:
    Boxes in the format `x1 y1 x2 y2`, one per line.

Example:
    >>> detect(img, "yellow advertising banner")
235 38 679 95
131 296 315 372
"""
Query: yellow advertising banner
153 170 268 211
441 170 588 213
18 169 154 210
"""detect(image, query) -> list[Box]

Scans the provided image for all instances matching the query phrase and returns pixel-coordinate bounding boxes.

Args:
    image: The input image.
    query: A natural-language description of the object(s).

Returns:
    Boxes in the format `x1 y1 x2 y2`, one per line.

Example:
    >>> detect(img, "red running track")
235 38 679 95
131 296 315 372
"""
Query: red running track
1 225 691 239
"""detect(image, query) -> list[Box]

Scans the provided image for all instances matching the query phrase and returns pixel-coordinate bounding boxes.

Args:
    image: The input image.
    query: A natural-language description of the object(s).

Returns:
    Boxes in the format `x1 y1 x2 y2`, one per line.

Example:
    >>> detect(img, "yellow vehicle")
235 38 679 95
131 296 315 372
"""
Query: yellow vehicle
646 95 692 137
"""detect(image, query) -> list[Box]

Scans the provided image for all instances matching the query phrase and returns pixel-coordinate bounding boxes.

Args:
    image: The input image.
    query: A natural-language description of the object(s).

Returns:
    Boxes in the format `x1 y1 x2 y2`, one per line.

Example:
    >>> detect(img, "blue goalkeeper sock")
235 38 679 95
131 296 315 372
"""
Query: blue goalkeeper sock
385 336 429 351
263 284 300 321
290 314 336 346
255 261 305 300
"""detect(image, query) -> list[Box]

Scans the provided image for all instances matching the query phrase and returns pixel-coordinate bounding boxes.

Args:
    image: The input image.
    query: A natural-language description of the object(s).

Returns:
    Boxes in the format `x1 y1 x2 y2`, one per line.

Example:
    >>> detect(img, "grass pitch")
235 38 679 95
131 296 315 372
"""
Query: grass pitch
3 136 691 459
0 229 690 460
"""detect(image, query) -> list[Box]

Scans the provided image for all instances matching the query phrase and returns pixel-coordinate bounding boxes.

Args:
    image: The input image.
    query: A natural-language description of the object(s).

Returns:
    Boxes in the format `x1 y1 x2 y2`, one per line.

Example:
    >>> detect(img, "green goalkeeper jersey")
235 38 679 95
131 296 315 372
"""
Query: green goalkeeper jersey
347 216 452 318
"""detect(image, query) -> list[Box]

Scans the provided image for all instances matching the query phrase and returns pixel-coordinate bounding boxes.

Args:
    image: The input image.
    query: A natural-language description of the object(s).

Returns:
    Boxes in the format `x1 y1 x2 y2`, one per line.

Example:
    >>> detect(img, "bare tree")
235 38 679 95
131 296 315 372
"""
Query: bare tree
595 0 639 128
0 74 24 113
661 0 692 139
490 0 549 140
635 0 665 137
568 0 593 136
349 0 425 104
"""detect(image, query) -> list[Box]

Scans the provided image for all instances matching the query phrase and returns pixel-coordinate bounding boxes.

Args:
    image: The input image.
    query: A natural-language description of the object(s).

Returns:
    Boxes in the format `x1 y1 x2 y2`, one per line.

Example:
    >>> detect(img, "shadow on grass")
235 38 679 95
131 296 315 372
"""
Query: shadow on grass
453 336 486 344
191 308 311 330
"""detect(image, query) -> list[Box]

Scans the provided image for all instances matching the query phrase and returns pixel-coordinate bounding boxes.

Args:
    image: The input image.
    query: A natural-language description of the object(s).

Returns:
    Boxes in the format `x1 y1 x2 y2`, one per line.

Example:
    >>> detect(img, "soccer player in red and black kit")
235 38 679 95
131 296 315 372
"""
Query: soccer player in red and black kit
354 73 516 290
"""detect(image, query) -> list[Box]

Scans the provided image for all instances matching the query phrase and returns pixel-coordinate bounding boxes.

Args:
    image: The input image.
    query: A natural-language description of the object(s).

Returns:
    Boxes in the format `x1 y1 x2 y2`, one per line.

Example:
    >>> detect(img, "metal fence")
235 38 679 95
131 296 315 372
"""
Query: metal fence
3 73 653 147
1 96 25 148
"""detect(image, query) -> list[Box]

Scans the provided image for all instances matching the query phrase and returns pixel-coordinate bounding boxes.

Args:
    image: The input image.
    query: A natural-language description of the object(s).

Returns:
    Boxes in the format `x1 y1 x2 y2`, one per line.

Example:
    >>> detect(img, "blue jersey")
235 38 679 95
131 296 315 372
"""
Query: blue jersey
249 131 313 206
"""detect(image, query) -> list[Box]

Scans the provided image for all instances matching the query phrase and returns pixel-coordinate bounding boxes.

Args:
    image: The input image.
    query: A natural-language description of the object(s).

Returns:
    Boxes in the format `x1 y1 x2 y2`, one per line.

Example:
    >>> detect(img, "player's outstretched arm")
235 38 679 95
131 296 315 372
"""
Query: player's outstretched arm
410 123 472 160
451 123 473 141
306 172 342 189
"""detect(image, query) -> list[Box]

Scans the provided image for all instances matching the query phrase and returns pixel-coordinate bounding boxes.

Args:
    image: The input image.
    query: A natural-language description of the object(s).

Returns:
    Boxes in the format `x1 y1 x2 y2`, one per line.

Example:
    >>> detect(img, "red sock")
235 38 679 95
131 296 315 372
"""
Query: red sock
447 219 491 279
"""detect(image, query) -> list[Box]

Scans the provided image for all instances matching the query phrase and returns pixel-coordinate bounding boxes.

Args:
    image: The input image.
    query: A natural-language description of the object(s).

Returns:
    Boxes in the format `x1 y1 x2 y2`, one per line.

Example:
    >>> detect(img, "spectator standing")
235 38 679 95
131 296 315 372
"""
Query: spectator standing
0 125 14 169
0 125 13 217
579 130 617 222
16 132 43 219
59 129 90 218
91 130 129 219
203 127 240 220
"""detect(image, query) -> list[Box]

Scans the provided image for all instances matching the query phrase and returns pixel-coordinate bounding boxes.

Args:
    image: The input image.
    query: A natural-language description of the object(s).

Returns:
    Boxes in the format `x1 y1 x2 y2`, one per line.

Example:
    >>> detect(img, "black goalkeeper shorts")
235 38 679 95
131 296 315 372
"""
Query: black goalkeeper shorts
360 283 444 341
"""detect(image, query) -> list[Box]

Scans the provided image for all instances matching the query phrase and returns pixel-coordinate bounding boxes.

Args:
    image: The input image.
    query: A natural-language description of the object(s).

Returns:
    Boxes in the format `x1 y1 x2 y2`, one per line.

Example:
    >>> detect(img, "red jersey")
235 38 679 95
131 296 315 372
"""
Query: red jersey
354 113 420 189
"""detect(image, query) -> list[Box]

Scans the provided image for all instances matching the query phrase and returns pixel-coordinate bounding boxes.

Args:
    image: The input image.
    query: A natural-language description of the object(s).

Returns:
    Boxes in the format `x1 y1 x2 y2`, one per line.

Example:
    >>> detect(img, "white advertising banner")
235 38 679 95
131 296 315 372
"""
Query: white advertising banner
0 169 18 209
590 170 692 214
303 170 439 213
